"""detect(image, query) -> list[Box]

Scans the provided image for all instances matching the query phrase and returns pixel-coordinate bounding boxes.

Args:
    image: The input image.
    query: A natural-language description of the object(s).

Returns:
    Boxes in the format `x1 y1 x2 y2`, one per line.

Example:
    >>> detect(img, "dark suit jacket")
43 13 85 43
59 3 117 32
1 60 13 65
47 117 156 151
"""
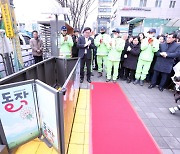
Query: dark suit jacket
77 36 95 59
154 41 180 73
72 35 79 55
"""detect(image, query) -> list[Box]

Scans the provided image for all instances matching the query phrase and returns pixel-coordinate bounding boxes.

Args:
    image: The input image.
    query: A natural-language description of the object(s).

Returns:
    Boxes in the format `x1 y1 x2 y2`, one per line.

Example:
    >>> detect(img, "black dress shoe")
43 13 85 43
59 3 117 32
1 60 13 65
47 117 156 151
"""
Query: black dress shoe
126 79 131 83
106 79 111 82
133 79 139 85
122 77 127 81
148 84 156 89
93 67 98 70
158 87 164 92
139 80 144 86
87 79 91 83
80 79 84 83
98 72 102 78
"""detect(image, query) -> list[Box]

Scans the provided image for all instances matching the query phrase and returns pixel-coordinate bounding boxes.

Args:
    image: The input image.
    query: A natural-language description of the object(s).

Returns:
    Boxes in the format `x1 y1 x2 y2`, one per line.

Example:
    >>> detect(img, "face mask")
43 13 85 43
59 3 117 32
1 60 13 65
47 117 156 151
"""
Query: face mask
114 34 118 38
101 32 105 34
148 34 153 38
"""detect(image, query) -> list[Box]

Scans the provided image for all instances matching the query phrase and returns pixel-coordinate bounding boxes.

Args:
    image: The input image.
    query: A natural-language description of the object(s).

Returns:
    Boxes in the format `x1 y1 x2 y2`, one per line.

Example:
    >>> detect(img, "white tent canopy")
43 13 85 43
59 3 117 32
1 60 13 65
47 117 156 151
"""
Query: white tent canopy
13 0 68 22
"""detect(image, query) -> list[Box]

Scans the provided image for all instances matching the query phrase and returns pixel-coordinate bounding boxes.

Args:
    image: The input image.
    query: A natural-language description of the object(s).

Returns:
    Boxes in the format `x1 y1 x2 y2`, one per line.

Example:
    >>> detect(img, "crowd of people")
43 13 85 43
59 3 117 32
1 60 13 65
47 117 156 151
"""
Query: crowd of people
38 25 180 92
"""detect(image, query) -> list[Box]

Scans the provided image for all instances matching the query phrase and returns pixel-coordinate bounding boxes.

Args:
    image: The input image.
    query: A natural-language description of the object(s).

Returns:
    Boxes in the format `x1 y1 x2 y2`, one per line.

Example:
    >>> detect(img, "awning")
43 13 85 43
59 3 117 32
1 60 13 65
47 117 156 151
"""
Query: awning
166 18 180 27
143 18 169 27
65 23 73 34
127 18 144 24
38 20 74 35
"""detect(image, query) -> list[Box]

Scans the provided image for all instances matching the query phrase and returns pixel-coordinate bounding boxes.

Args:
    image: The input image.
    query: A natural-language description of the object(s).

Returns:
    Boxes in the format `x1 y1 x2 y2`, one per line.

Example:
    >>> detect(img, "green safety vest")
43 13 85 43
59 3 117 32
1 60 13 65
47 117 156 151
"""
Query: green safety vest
95 33 111 56
108 38 125 62
139 38 159 62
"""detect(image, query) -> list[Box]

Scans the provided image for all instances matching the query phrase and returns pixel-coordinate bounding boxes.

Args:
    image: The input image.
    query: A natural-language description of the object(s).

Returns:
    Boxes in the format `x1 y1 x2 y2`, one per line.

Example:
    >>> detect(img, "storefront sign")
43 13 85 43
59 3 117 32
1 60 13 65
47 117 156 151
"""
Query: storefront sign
121 7 151 11
0 0 15 38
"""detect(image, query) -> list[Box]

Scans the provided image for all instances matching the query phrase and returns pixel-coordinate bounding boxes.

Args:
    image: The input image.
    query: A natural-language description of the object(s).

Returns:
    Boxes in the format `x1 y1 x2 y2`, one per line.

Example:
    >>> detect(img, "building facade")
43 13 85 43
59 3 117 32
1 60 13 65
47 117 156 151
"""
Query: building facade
97 0 113 33
111 0 180 34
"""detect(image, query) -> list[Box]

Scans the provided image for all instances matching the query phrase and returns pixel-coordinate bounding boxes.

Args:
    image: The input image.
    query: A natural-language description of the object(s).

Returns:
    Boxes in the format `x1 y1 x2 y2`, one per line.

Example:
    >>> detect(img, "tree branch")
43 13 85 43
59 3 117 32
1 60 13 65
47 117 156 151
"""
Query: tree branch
57 0 95 32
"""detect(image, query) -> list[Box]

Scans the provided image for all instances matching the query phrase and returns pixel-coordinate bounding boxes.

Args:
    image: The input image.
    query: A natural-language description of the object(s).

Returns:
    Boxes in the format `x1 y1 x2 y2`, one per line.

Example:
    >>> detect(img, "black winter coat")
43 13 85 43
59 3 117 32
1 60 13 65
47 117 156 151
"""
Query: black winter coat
123 43 141 70
121 40 131 61
72 35 79 56
154 41 180 73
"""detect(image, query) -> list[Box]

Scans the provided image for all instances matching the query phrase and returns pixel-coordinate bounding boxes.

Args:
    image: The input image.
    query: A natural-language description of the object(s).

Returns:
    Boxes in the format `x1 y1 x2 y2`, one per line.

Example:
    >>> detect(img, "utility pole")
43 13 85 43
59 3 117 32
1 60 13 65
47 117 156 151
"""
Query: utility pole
0 0 24 73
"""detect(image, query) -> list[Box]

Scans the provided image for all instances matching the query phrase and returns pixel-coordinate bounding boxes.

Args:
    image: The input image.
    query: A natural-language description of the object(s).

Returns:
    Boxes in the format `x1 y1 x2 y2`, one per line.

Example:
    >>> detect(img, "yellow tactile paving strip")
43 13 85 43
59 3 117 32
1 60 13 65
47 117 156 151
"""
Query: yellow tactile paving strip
68 89 90 154
12 89 90 154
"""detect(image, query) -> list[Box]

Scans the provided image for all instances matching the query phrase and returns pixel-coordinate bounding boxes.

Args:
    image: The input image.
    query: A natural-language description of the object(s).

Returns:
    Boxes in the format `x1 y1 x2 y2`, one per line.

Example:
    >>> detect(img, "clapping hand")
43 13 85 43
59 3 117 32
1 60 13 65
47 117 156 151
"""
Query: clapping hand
88 40 91 46
100 39 103 43
148 38 153 46
160 52 167 58
176 82 180 86
127 46 131 51
124 54 127 58
84 40 91 47
64 36 68 41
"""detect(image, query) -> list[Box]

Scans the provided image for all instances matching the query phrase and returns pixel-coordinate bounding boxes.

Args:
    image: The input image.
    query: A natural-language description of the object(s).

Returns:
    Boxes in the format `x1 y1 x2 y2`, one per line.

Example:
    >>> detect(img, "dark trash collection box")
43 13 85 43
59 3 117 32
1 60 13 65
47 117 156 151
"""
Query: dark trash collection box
0 57 80 154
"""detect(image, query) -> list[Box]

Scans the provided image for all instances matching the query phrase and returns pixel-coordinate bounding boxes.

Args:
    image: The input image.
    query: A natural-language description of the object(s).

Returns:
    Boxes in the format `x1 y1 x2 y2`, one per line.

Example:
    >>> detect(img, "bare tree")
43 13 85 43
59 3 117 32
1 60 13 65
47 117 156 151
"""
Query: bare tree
57 0 67 7
57 0 95 31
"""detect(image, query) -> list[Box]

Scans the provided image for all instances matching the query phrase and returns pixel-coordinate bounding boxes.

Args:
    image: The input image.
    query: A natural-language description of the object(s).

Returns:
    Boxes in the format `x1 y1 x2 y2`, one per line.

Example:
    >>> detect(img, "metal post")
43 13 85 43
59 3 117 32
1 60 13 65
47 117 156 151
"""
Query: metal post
55 14 59 56
8 0 13 5
4 53 13 75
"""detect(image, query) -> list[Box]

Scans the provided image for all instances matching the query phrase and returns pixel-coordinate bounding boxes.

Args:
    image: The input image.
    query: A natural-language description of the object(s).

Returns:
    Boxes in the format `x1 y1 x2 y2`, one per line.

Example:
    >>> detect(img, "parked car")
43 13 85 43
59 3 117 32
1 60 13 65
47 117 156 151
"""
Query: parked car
0 30 34 78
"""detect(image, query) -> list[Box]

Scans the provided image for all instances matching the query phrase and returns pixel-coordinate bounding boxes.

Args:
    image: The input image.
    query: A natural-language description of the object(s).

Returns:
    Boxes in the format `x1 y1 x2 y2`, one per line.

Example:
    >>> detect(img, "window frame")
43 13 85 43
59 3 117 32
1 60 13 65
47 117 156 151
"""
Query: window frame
139 0 147 7
124 0 131 6
155 0 162 8
169 0 176 8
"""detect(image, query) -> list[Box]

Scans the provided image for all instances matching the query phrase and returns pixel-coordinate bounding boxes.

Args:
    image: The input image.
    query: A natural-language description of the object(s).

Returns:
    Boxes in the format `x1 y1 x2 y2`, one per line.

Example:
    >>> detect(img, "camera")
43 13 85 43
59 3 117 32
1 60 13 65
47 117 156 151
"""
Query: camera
174 76 180 82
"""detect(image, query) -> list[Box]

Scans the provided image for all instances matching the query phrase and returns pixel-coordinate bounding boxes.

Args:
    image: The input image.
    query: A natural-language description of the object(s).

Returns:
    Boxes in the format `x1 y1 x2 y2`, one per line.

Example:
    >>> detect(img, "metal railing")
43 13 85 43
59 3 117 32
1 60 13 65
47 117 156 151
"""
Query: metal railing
0 53 8 78
9 49 35 72
0 47 53 79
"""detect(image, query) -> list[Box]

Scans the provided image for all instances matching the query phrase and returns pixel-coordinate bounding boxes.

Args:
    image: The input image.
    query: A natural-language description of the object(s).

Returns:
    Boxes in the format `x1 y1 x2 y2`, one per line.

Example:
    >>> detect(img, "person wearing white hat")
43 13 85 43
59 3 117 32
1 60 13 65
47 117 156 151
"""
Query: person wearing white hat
106 29 125 82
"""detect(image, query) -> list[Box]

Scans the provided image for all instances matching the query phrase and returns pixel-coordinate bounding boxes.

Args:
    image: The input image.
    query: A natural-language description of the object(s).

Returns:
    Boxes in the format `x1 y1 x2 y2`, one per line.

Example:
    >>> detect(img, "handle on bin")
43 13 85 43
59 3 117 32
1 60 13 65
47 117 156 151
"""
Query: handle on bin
61 88 67 95
73 107 76 113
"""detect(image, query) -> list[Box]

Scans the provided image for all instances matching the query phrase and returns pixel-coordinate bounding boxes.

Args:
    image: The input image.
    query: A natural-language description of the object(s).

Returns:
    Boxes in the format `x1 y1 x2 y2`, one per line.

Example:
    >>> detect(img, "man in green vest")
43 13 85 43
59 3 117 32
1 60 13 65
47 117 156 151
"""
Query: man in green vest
106 28 125 82
134 28 159 86
95 27 111 77
58 26 73 58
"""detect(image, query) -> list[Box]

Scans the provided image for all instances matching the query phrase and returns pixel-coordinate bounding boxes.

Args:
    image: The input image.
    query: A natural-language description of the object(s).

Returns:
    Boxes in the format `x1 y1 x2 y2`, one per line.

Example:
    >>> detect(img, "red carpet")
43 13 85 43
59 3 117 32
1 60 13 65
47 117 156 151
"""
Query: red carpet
90 82 161 154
